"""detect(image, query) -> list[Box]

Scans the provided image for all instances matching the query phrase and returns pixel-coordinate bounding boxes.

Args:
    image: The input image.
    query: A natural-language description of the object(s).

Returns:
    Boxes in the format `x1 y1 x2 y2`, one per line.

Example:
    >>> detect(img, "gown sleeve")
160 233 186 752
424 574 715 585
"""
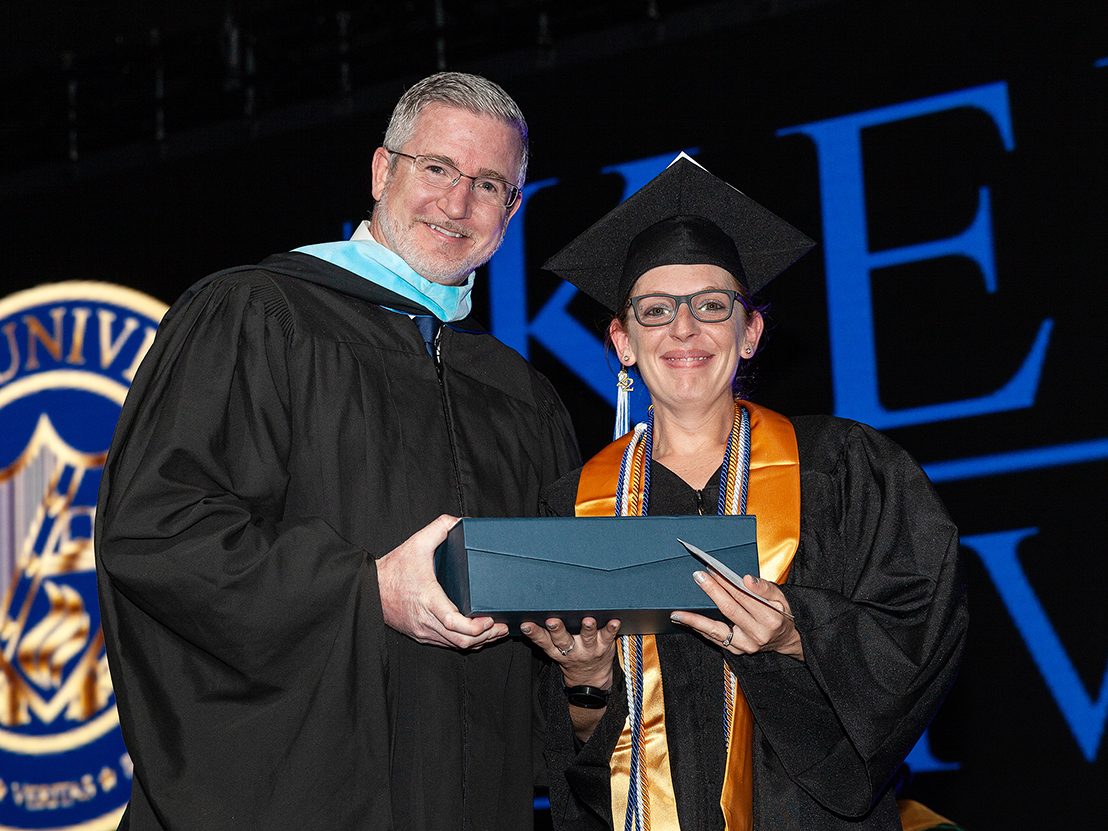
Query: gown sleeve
537 468 630 829
95 275 388 825
730 419 967 818
539 644 629 830
530 381 583 791
533 373 584 496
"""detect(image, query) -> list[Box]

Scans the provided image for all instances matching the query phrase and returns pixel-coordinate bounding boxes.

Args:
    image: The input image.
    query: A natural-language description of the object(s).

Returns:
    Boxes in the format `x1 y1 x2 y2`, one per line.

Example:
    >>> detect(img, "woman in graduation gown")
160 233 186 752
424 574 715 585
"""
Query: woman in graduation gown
524 156 967 830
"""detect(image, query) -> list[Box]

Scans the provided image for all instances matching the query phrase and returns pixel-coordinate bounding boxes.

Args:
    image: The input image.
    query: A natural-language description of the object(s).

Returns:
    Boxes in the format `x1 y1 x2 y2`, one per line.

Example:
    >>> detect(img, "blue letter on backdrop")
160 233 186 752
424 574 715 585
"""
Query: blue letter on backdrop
965 528 1108 761
489 151 684 416
779 83 1052 429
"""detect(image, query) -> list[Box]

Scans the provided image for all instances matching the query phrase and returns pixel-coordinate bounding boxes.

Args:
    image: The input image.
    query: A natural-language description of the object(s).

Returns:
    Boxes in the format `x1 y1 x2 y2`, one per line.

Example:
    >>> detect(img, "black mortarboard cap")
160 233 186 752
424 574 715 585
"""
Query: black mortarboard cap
543 154 816 312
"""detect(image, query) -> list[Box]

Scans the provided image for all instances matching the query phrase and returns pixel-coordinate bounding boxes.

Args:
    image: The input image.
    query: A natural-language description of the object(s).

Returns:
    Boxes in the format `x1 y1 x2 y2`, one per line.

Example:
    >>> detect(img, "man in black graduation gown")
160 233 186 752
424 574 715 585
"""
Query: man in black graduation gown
95 72 579 830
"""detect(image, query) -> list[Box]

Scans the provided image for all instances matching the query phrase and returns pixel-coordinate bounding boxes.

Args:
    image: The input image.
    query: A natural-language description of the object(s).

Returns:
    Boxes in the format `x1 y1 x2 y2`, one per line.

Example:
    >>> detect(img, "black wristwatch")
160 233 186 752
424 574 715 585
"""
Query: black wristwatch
563 684 611 709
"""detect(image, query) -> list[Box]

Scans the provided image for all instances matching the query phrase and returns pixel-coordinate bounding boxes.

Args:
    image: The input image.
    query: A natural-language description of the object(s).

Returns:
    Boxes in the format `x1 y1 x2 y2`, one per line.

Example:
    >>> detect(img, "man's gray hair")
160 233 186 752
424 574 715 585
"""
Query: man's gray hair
383 72 529 185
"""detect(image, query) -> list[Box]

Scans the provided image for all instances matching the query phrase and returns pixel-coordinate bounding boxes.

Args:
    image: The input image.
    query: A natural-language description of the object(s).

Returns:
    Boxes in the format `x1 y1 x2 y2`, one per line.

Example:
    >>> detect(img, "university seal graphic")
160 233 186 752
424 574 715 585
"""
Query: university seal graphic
0 282 165 831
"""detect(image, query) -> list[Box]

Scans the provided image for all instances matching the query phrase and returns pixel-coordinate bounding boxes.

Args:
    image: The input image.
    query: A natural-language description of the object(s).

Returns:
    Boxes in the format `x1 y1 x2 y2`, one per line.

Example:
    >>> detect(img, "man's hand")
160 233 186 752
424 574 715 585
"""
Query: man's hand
375 514 508 649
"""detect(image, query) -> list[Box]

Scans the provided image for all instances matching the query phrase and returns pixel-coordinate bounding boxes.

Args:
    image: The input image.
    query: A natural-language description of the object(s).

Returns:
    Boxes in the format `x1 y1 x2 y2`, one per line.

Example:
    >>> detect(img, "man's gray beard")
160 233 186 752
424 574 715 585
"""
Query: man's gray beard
372 190 504 285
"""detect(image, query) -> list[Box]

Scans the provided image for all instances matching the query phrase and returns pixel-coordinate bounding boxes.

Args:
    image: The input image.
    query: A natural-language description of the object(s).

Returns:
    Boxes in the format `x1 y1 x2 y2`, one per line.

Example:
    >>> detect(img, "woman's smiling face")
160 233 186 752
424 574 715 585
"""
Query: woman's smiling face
610 263 763 413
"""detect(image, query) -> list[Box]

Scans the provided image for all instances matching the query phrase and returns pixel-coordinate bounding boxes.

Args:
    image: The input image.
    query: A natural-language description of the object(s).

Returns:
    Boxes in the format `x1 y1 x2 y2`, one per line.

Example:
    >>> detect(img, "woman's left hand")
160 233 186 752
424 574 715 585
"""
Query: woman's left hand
671 571 804 660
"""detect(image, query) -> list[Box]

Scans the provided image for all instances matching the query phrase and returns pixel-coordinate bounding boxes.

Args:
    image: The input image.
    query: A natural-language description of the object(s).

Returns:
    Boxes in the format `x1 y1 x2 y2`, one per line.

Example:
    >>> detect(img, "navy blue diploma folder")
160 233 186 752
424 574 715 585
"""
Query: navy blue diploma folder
434 515 759 635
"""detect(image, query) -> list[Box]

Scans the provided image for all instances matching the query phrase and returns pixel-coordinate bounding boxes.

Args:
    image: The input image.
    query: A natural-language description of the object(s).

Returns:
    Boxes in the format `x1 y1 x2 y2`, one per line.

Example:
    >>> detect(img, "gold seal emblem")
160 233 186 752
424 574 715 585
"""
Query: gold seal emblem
0 282 165 831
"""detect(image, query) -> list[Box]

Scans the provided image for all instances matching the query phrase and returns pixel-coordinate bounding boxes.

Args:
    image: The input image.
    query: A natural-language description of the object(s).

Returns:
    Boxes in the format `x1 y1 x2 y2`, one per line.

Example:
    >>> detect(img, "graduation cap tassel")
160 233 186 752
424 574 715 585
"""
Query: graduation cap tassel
614 368 634 440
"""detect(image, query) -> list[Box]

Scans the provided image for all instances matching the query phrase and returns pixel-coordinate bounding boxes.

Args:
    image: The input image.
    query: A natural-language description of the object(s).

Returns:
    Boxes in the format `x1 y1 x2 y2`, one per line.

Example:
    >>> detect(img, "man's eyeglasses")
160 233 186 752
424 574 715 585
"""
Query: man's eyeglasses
627 290 746 327
387 149 520 208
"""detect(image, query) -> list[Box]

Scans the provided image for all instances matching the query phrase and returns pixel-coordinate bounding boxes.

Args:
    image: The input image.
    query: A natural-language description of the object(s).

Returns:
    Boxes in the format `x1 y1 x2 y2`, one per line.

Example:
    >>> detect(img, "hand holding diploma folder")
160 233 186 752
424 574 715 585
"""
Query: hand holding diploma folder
677 537 793 620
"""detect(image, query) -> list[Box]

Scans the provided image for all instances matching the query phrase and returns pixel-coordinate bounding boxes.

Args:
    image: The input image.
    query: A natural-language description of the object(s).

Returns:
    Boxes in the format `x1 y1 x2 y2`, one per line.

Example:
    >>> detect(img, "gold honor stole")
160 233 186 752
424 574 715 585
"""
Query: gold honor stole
574 401 800 831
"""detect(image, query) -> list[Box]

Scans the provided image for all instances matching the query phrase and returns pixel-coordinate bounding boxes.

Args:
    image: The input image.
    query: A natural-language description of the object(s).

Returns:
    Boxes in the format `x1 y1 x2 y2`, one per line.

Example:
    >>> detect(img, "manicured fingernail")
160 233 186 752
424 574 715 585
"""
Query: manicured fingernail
520 624 532 635
670 613 684 624
693 571 708 584
750 575 760 584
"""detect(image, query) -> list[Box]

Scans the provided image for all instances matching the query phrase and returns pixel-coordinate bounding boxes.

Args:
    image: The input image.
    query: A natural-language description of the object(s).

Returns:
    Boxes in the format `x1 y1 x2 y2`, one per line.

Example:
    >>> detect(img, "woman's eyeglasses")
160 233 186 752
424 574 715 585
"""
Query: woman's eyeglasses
627 290 744 327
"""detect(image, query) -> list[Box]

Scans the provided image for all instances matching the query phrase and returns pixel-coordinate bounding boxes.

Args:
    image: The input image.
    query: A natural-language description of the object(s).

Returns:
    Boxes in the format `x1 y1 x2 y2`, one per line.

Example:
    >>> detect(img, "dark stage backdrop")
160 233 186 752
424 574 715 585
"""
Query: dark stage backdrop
1 1 1105 828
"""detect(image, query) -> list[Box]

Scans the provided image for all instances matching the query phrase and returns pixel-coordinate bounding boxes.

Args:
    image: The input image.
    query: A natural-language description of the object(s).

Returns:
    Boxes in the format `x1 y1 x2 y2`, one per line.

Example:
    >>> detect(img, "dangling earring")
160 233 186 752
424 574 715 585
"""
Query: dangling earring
615 359 634 439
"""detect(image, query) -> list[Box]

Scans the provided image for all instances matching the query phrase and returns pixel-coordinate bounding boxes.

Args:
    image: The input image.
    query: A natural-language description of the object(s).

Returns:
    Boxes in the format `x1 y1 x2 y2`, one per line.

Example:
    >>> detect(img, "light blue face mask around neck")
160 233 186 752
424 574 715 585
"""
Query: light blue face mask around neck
294 237 474 322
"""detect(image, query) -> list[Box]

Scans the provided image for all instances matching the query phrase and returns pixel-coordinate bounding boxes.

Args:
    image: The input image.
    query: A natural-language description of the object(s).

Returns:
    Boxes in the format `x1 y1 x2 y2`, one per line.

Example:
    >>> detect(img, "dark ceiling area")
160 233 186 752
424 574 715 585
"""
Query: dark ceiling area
1 0 831 186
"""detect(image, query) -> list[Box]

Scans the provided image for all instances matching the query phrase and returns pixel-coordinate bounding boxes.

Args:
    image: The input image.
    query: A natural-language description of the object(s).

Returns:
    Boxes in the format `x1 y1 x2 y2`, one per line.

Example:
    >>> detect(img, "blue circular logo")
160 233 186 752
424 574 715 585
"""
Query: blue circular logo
0 282 166 830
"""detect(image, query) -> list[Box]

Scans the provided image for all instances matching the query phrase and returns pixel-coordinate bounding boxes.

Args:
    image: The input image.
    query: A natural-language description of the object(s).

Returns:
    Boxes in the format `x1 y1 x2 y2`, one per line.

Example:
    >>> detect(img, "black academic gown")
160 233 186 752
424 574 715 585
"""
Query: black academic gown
539 416 966 830
95 252 580 831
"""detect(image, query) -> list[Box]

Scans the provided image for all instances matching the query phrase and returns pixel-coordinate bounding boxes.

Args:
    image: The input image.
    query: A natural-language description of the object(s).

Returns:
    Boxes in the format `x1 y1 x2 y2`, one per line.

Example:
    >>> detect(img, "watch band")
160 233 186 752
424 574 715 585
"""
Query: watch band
563 684 611 709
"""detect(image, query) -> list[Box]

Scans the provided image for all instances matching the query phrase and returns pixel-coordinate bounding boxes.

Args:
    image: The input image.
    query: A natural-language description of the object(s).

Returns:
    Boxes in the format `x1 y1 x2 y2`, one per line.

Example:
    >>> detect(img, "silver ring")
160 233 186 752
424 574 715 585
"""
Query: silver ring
558 643 575 657
721 627 735 648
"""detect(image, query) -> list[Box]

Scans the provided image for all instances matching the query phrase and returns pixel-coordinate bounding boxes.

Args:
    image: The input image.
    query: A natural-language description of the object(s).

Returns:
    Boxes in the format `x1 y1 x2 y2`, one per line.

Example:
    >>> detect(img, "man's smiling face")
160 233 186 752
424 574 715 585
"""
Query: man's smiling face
368 102 523 285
